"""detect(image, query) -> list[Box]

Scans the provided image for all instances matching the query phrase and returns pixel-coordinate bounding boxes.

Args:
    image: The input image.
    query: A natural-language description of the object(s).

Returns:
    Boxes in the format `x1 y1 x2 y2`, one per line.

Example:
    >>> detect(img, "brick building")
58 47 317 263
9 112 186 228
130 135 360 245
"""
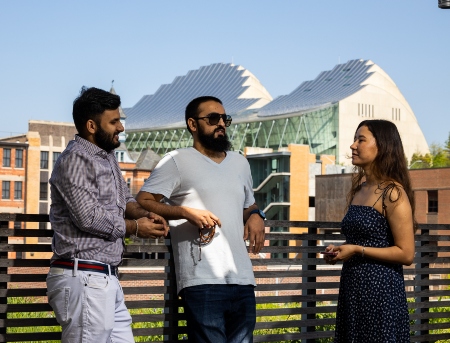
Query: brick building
0 139 27 228
410 167 450 224
315 168 450 225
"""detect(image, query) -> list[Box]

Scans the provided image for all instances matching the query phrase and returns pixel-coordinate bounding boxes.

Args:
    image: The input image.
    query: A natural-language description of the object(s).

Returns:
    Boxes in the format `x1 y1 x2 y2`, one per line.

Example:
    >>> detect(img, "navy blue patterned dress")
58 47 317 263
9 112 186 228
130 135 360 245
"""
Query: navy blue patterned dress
334 204 410 342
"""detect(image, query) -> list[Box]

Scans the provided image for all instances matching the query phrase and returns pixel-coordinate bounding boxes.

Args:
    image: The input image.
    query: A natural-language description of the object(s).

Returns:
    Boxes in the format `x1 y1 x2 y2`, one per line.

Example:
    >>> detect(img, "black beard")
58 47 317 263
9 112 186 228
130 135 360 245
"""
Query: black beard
95 125 120 152
197 126 232 152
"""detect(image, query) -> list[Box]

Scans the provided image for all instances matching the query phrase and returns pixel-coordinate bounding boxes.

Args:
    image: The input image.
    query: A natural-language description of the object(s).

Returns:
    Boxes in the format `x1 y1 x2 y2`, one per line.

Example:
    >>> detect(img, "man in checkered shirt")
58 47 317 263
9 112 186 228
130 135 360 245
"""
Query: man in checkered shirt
46 87 169 343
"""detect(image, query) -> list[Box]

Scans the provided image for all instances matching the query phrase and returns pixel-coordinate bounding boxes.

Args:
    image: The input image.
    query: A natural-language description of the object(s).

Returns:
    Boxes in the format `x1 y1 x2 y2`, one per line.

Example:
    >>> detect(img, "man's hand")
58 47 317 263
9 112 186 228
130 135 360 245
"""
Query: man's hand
181 207 221 229
147 212 169 230
243 214 265 254
135 217 169 239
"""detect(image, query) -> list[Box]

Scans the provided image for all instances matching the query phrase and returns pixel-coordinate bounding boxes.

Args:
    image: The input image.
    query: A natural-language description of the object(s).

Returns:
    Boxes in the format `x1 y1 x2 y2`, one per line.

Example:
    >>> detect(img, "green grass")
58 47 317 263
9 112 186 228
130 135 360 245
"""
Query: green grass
254 302 336 343
6 296 60 343
5 293 450 342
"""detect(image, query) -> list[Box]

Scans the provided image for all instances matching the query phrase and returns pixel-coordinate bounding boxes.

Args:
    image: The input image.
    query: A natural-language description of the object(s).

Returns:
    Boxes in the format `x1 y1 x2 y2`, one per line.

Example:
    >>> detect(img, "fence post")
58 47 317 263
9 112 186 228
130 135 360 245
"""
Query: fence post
0 225 7 340
0 214 11 342
301 225 318 343
415 225 430 338
163 236 180 342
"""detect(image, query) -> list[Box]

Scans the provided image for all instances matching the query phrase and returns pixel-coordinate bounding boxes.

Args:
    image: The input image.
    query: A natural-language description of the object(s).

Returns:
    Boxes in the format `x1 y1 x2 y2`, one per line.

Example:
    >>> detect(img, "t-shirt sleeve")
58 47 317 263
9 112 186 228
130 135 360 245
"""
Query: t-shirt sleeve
243 158 256 208
140 153 180 198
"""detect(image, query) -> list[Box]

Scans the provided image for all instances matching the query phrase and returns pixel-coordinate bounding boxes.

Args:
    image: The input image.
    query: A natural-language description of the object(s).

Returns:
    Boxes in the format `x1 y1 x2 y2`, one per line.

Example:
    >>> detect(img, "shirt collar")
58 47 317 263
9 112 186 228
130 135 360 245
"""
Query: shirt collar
74 135 113 158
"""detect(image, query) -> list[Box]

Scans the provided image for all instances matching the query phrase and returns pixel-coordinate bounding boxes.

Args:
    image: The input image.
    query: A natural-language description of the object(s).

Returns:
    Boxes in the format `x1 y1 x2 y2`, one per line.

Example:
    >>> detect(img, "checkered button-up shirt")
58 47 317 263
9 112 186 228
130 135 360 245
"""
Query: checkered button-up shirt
49 135 135 265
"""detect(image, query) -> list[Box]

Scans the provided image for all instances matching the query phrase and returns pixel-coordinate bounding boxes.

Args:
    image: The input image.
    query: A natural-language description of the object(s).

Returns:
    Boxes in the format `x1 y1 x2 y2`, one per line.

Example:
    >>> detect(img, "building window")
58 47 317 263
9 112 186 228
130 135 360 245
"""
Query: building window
53 152 61 168
2 181 10 199
428 190 438 213
15 149 23 168
40 182 48 200
3 148 11 167
115 151 125 162
14 181 22 200
40 151 49 169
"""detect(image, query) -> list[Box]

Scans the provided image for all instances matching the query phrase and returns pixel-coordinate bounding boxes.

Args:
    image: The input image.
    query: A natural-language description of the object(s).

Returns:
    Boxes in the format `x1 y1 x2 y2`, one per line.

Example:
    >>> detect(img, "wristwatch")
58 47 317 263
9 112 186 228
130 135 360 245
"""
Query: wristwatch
249 209 266 220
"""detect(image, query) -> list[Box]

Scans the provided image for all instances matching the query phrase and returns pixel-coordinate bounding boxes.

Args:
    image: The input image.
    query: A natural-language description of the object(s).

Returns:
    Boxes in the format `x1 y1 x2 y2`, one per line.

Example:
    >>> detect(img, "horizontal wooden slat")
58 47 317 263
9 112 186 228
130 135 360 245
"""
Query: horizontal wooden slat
2 332 61 342
0 213 49 222
0 259 50 267
0 244 52 252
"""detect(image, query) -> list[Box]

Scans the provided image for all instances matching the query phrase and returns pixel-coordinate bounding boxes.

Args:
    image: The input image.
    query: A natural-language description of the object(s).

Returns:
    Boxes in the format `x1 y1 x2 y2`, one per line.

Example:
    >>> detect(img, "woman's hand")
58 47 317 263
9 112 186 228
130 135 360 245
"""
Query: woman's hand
323 244 337 265
333 244 359 262
324 243 360 264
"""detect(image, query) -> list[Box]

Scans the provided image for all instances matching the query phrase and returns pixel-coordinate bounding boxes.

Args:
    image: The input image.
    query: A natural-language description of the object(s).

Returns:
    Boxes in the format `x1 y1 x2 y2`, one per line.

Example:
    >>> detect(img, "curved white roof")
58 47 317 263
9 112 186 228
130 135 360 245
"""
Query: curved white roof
125 63 272 130
258 59 374 117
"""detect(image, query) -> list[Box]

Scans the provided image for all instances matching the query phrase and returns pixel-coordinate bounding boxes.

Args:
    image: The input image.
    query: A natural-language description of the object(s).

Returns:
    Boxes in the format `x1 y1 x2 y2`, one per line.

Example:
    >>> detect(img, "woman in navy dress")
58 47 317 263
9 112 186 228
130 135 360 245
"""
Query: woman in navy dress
324 120 416 342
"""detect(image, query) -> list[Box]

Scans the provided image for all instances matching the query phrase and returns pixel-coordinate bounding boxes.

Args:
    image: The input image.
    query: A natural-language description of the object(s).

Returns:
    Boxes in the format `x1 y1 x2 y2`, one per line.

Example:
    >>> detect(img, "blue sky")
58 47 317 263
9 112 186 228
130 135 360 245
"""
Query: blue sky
1 1 449 146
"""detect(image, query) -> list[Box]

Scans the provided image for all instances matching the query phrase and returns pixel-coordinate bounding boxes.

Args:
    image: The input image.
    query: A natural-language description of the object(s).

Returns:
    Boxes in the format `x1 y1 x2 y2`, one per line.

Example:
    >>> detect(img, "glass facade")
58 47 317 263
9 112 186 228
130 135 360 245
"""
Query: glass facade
125 104 339 159
248 154 291 258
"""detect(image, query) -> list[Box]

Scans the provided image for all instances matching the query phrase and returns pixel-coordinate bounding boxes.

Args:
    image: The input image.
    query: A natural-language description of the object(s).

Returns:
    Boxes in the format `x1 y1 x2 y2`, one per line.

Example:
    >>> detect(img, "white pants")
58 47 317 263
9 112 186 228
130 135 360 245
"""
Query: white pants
46 265 134 343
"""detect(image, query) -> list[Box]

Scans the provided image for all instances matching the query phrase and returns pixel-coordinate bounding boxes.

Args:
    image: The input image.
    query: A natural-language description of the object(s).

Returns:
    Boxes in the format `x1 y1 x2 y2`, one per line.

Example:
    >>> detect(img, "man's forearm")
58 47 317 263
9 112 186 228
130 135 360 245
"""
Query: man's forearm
136 192 186 220
125 201 151 220
139 200 186 220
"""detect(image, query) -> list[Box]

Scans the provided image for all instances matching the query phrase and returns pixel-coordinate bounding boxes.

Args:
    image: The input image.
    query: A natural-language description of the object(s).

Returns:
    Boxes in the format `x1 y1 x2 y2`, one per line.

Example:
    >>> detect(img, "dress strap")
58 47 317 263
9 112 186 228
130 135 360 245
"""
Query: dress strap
372 181 401 217
372 192 384 208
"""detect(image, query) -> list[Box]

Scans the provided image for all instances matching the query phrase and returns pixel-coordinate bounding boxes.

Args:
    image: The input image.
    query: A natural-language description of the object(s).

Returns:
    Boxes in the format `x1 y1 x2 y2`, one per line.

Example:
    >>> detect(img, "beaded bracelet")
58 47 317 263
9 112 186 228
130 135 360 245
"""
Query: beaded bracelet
134 219 139 238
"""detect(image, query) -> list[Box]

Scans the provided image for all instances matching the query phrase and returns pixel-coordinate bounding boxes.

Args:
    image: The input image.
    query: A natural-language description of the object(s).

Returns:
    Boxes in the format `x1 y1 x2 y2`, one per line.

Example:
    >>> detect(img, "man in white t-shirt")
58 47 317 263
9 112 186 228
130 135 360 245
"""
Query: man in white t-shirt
136 96 266 343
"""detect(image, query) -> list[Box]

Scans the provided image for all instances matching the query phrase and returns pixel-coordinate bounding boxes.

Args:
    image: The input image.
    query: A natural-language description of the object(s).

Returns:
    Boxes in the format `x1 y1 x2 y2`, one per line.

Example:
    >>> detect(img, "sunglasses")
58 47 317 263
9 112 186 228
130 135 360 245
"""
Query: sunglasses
195 113 232 127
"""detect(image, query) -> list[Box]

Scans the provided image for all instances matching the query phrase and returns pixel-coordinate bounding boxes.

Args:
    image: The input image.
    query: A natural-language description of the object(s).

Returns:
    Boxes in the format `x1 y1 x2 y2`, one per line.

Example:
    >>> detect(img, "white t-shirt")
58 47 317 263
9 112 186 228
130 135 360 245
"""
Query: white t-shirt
141 147 257 293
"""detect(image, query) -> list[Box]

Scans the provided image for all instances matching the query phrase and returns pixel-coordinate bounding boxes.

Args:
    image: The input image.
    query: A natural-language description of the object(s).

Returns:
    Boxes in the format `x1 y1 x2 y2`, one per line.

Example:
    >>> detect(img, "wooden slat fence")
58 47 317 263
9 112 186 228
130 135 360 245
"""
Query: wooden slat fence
0 214 450 342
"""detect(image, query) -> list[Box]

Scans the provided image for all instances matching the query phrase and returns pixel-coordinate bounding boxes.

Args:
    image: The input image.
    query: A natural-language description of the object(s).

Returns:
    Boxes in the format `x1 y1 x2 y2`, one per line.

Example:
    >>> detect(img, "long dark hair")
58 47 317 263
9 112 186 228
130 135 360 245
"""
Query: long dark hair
347 120 417 230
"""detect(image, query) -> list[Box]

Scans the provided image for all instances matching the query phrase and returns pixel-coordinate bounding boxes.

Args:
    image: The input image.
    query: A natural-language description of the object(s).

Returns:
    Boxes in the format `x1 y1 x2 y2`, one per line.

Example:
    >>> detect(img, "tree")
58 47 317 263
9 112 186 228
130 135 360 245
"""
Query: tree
409 135 450 169
445 132 450 155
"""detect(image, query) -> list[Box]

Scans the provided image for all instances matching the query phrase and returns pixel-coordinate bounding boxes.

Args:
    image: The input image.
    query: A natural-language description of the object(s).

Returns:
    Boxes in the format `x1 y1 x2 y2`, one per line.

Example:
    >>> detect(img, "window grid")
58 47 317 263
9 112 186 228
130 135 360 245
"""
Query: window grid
15 149 23 168
428 190 438 213
40 182 48 200
40 151 49 169
14 181 22 200
3 148 11 167
2 181 10 199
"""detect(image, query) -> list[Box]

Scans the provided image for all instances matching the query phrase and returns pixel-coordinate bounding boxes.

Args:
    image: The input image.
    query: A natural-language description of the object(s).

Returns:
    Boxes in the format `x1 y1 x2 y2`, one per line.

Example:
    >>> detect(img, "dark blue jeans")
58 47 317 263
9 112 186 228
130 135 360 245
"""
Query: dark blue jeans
180 284 256 343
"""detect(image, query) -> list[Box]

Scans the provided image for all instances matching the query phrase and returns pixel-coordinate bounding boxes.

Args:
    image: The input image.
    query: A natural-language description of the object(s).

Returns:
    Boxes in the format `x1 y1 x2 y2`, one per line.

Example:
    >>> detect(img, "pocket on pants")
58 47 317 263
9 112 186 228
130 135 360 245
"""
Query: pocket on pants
83 273 115 331
86 273 108 289
47 287 70 325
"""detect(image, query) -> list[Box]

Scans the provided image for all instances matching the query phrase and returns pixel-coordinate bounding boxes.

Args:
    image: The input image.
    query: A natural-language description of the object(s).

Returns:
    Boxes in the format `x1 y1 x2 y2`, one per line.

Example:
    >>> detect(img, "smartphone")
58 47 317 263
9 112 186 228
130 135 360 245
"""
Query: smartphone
320 251 337 256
